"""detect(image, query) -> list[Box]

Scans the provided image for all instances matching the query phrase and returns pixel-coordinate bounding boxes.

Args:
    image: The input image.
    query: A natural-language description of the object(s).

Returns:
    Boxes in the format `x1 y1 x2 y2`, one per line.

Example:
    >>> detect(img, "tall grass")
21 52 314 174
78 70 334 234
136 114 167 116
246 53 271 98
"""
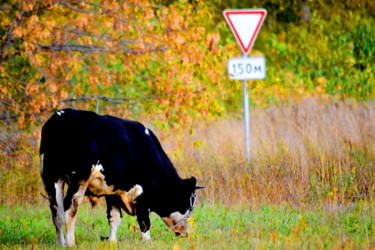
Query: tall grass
167 98 375 207
1 98 374 207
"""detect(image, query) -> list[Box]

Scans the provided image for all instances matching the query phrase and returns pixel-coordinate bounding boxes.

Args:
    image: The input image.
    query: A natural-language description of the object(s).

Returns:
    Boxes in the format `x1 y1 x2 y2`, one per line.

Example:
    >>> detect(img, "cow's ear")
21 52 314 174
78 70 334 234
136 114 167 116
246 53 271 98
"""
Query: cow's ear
187 176 197 191
189 177 205 190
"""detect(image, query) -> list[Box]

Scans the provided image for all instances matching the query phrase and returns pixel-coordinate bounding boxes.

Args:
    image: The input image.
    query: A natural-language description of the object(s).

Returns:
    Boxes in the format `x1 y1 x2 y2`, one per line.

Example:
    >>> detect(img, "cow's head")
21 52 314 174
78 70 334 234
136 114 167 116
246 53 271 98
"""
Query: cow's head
161 177 204 237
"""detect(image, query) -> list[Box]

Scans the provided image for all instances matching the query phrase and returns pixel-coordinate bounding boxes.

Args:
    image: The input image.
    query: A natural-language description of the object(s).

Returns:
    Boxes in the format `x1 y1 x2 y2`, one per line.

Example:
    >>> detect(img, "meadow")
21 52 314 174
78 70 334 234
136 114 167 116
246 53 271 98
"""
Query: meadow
1 200 374 249
1 98 374 248
1 0 374 248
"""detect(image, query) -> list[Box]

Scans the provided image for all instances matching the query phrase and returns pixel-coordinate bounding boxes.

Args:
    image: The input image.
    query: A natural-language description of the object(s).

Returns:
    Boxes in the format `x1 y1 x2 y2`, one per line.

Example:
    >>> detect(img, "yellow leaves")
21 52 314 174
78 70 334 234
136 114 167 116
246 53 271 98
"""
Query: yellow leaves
314 85 325 96
22 1 35 12
39 27 51 41
12 25 23 38
103 18 114 29
17 113 25 128
73 84 84 95
135 41 146 50
196 27 206 35
173 34 185 46
25 83 39 96
1 17 11 26
89 75 100 85
2 0 228 134
172 244 181 250
187 217 196 227
76 16 90 27
29 14 39 24
99 72 111 88
1 85 8 96
32 54 43 66
59 90 68 99
144 8 154 19
206 32 220 54
49 83 58 93
163 50 176 63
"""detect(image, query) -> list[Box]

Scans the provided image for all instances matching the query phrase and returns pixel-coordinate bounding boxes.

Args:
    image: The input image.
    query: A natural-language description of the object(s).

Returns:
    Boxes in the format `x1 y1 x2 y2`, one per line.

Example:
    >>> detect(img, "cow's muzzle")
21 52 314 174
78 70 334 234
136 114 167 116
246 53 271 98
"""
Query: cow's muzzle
175 232 188 237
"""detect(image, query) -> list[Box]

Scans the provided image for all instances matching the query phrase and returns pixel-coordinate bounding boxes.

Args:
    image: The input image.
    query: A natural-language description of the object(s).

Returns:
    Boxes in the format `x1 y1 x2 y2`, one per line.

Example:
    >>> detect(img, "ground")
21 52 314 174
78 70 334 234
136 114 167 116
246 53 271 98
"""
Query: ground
0 199 374 249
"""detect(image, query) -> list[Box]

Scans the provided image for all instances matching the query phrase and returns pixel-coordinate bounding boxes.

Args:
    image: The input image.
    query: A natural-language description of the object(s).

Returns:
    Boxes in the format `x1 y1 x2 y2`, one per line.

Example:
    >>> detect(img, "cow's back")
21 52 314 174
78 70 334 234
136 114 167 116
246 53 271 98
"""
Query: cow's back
40 109 178 192
99 115 178 191
40 109 106 181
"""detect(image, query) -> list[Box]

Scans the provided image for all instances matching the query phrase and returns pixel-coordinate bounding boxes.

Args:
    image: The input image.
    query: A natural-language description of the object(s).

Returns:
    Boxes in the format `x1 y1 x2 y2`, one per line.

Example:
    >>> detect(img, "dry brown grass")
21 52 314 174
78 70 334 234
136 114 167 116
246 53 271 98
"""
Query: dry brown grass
1 98 374 207
166 98 375 207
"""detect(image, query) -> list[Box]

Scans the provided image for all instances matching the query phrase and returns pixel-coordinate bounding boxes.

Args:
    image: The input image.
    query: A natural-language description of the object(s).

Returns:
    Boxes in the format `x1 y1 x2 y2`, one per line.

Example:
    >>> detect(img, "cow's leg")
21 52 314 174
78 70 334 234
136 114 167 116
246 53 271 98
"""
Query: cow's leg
105 196 122 242
64 181 88 247
136 206 151 240
54 178 66 246
42 176 66 246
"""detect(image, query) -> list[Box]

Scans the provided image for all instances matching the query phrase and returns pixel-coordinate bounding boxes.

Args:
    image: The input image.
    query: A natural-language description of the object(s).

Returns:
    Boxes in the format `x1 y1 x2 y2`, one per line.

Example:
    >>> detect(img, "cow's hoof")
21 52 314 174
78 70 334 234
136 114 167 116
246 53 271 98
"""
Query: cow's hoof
141 231 151 241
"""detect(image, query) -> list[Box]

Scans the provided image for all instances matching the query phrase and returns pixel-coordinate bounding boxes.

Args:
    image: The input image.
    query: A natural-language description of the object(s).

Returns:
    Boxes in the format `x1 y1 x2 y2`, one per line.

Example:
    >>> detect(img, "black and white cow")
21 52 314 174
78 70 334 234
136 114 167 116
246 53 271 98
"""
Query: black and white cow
40 108 204 247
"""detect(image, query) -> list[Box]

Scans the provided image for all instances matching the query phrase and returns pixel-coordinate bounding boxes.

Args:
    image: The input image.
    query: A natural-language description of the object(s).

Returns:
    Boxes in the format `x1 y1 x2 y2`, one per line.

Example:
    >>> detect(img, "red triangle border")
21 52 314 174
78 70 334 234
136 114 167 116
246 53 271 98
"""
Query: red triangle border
224 9 267 55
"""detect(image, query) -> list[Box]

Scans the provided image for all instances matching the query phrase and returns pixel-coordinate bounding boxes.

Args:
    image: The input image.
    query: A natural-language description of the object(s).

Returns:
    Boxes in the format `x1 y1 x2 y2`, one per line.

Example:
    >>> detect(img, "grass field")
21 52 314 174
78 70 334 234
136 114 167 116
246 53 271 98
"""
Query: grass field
0 200 374 249
1 98 374 248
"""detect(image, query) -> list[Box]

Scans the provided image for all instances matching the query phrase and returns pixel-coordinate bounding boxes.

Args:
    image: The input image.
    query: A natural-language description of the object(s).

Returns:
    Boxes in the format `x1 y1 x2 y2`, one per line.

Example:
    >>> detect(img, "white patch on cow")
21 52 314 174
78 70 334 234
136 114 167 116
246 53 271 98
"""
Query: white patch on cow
56 110 65 116
120 184 143 215
145 126 150 135
162 210 190 237
169 210 189 223
142 230 151 241
132 184 143 197
94 163 104 173
54 178 65 246
40 153 44 175
65 181 88 247
108 206 121 242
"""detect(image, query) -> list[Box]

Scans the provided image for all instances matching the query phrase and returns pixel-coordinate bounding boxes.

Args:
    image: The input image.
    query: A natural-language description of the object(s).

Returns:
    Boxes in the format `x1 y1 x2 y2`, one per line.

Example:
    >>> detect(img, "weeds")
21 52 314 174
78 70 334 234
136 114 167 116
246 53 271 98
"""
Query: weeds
167 98 375 206
1 98 374 207
0 201 374 248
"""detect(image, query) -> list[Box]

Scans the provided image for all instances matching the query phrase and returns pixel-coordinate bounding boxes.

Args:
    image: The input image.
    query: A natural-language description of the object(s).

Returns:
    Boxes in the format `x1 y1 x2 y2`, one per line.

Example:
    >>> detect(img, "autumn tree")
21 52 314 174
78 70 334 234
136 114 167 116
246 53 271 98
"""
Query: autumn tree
0 0 226 162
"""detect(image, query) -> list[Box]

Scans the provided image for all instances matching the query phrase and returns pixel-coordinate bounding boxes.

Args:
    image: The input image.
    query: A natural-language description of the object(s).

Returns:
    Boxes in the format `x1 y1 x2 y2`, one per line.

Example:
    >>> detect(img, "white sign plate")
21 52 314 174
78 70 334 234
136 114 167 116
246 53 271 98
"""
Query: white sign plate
228 57 266 80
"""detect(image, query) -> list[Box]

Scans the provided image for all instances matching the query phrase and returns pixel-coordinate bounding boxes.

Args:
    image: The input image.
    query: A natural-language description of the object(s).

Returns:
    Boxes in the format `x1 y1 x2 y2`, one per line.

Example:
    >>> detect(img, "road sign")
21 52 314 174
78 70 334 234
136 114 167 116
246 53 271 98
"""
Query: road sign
223 9 267 55
228 57 266 80
223 9 267 165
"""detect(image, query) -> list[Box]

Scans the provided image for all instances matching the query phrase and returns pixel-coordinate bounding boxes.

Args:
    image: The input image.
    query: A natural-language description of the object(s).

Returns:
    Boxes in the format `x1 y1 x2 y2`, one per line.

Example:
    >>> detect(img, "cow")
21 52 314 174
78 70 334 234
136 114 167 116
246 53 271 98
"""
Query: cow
40 108 204 247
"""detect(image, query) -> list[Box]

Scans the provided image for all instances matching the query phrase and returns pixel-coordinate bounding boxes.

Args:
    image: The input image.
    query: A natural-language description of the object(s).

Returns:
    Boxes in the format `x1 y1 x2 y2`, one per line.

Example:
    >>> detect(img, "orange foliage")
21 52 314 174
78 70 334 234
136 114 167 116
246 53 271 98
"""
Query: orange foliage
0 0 228 174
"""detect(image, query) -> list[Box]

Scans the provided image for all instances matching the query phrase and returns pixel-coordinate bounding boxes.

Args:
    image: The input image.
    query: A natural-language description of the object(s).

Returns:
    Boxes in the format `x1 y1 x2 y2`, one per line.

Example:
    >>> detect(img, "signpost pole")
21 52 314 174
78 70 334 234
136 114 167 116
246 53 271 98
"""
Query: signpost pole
242 54 251 166
223 8 267 168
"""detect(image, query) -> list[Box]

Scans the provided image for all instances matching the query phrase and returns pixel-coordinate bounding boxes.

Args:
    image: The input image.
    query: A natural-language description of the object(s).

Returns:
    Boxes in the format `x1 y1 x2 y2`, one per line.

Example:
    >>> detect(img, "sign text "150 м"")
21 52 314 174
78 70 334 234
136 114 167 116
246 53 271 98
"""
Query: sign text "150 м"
228 57 266 80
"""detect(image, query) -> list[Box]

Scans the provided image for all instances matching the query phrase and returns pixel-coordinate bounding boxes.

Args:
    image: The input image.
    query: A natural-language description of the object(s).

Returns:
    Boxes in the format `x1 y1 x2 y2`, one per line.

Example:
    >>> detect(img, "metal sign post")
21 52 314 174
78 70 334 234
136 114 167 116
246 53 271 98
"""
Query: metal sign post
224 9 267 164
242 60 251 164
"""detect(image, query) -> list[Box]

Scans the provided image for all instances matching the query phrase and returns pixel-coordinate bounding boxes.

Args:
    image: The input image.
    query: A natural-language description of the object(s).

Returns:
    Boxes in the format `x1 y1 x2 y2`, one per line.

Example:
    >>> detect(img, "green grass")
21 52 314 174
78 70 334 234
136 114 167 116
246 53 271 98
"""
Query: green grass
1 200 374 249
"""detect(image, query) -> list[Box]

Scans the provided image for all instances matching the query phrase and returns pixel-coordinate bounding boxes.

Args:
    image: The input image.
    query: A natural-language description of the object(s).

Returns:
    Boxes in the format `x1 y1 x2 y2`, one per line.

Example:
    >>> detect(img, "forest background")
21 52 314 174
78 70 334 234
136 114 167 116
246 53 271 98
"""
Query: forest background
0 0 374 210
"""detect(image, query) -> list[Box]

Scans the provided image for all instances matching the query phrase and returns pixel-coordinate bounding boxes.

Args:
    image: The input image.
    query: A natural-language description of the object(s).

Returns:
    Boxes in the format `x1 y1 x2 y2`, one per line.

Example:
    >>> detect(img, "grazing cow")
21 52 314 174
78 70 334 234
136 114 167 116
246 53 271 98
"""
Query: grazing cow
40 109 204 247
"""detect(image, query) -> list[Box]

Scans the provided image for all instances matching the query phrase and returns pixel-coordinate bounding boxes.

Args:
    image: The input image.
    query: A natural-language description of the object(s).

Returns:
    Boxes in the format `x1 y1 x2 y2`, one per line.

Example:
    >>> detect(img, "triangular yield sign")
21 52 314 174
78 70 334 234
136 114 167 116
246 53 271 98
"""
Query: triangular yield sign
223 9 267 55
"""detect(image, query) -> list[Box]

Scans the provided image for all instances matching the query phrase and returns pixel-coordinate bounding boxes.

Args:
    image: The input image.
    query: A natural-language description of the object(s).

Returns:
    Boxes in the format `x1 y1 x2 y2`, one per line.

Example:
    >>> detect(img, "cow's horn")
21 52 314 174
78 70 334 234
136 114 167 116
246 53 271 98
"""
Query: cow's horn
195 184 205 190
